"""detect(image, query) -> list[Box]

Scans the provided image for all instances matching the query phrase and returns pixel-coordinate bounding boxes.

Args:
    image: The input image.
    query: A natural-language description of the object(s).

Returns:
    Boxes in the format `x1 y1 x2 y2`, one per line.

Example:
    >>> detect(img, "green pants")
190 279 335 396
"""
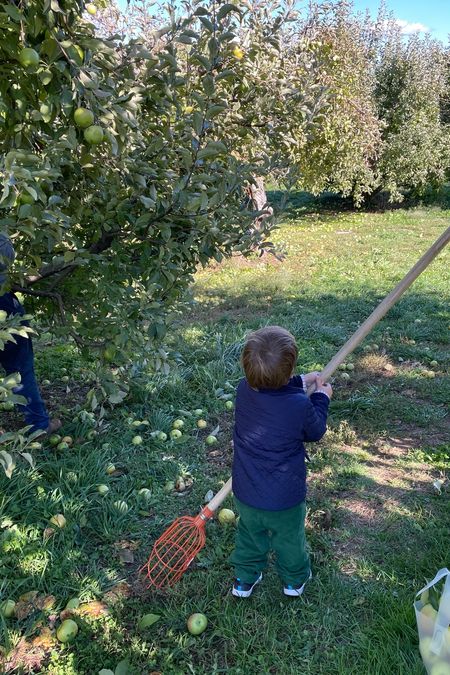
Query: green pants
229 497 310 586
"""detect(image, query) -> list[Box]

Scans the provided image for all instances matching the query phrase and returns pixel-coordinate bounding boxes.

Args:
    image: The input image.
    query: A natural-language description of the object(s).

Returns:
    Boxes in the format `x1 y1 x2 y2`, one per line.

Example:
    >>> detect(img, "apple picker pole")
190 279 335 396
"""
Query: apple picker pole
142 226 450 589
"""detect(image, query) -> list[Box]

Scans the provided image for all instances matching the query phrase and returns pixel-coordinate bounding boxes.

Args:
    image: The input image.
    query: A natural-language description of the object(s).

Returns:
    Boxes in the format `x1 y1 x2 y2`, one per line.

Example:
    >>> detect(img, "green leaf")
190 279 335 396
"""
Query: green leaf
138 613 161 630
217 3 239 20
202 74 215 97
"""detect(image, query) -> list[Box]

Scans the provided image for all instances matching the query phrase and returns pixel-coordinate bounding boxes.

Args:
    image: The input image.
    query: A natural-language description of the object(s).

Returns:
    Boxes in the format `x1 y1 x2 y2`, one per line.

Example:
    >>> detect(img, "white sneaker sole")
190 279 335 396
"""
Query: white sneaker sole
283 571 313 596
232 573 262 598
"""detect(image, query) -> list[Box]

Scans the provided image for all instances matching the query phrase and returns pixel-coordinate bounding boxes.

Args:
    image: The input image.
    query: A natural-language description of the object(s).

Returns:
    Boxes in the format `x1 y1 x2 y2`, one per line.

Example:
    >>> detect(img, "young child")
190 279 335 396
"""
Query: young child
230 325 332 598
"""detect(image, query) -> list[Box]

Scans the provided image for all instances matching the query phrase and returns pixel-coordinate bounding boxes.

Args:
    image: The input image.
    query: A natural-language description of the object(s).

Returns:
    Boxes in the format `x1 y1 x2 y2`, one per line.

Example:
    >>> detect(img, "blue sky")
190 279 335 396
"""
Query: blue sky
117 0 450 44
352 0 450 44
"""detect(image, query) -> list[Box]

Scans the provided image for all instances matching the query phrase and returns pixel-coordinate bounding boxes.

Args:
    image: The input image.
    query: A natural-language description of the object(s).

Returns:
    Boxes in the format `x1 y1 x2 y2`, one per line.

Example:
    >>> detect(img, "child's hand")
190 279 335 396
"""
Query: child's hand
303 371 320 388
314 375 333 399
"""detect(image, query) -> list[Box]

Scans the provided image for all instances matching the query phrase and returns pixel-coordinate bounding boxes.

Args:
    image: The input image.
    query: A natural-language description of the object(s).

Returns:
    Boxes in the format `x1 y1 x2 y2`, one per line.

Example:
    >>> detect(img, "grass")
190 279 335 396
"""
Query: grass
0 193 449 674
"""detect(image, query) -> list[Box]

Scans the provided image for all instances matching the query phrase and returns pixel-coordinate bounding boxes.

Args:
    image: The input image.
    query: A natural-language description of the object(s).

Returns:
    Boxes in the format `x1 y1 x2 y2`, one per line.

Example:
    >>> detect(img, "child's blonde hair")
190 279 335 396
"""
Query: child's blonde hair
242 326 298 389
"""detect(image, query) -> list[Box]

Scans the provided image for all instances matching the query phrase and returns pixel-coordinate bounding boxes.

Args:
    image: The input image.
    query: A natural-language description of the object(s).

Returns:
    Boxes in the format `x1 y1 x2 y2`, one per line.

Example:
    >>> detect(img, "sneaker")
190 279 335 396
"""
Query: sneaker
35 418 62 438
283 570 312 597
232 573 262 598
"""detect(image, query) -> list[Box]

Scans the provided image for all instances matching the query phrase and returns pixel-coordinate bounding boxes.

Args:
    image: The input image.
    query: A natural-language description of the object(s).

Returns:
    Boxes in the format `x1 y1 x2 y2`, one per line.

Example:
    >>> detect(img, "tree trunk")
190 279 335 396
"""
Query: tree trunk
247 176 273 229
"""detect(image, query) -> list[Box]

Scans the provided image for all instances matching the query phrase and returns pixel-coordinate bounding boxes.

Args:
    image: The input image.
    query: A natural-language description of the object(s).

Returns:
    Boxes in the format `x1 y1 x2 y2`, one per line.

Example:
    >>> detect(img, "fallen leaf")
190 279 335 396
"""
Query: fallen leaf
114 540 140 551
14 593 56 620
104 582 132 606
119 549 134 564
77 600 109 618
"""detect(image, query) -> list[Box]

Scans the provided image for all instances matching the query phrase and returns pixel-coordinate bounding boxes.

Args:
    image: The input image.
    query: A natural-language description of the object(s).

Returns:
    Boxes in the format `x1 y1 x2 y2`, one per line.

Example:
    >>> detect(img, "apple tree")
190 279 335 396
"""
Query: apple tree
0 0 330 416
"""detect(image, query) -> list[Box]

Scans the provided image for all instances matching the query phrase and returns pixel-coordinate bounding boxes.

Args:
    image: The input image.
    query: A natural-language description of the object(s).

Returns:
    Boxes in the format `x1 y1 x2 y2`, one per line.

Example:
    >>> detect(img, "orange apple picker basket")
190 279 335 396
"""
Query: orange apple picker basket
142 226 450 590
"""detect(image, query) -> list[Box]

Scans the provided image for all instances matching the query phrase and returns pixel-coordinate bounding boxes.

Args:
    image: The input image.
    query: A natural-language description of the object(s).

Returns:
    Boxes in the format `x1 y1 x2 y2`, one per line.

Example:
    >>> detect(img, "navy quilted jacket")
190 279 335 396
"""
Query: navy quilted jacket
232 375 330 511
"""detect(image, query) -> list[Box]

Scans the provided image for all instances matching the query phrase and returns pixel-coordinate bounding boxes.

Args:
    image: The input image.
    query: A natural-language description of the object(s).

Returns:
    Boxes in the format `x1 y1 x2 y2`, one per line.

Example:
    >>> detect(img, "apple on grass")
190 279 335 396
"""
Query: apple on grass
57 619 78 643
197 419 207 429
157 431 167 441
206 435 217 445
172 419 184 430
187 612 208 635
50 514 66 528
0 599 15 618
132 435 143 445
170 429 182 440
97 484 109 495
217 508 235 524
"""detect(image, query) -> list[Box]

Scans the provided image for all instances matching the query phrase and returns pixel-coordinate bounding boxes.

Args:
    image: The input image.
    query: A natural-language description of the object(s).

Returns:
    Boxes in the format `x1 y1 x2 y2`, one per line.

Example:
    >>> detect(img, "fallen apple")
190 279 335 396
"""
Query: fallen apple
65 597 80 610
170 429 182 440
225 401 234 411
157 431 168 441
61 375 70 383
132 435 143 445
346 363 355 371
42 379 51 385
187 612 208 635
430 360 438 368
206 435 217 445
175 477 186 492
50 514 66 528
106 463 116 475
49 434 61 447
57 441 69 451
0 599 15 618
193 409 203 416
61 436 73 446
424 370 436 379
340 372 350 381
197 419 207 429
139 488 152 500
66 471 78 483
57 618 79 643
172 419 184 430
114 500 129 513
217 508 236 524
97 484 109 495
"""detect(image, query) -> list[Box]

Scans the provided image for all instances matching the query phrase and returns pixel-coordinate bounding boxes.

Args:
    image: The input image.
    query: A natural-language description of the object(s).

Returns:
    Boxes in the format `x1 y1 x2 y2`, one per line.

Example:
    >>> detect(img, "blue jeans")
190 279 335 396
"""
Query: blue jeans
0 292 49 432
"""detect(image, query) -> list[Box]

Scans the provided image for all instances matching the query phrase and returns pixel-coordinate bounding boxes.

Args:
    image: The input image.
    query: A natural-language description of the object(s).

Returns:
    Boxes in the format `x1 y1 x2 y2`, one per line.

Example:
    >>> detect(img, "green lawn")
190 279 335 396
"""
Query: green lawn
1 195 449 674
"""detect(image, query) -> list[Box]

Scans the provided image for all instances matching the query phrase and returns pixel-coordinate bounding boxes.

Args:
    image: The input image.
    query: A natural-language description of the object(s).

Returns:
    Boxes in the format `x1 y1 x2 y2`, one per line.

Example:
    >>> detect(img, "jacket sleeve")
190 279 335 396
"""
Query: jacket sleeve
302 392 330 442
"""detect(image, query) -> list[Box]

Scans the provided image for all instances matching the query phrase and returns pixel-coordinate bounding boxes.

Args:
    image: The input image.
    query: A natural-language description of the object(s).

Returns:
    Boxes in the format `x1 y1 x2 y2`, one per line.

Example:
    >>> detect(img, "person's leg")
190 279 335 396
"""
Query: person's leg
0 294 50 432
229 498 271 585
269 501 311 588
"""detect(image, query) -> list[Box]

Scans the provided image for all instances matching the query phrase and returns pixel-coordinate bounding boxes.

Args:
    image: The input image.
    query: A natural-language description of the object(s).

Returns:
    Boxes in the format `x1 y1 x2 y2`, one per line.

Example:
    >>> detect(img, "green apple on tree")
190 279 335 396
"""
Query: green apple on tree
84 125 104 144
18 47 39 68
74 107 95 129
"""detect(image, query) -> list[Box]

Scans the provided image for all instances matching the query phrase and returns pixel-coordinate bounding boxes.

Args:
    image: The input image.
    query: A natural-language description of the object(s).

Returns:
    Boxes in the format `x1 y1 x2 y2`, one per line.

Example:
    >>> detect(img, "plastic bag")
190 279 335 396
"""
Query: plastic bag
414 568 450 674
